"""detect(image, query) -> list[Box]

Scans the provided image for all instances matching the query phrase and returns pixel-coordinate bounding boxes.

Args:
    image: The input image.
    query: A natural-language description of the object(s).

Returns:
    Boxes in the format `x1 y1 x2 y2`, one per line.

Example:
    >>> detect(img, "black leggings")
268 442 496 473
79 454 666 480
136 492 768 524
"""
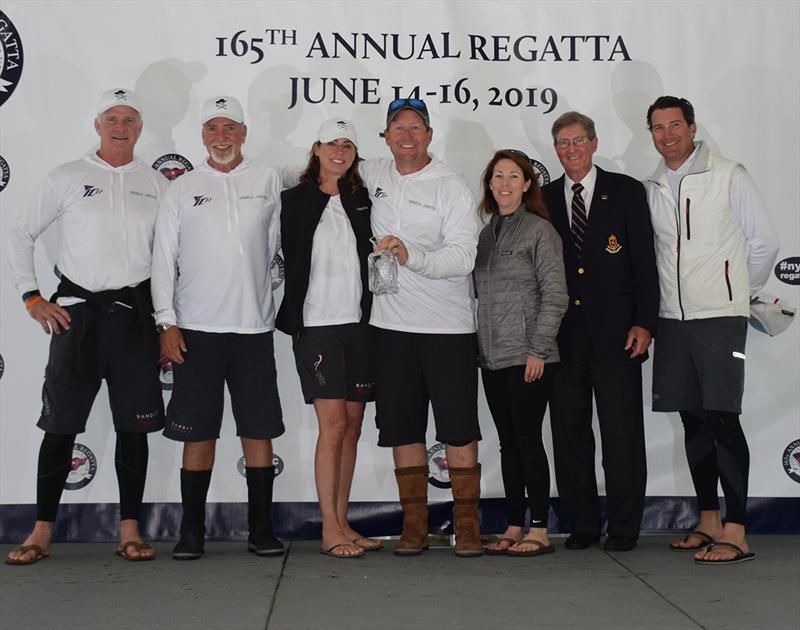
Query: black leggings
481 365 553 527
36 431 149 522
680 410 750 526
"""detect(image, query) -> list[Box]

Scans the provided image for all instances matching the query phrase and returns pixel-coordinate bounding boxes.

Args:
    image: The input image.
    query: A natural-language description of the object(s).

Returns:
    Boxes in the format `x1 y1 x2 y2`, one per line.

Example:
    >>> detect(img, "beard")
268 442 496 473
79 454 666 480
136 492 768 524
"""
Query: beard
208 145 238 165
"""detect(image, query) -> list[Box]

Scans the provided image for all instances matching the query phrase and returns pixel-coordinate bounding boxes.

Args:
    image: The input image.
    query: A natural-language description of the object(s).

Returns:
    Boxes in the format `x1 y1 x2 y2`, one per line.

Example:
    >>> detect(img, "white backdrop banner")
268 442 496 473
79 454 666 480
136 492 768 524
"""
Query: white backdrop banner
1 2 798 531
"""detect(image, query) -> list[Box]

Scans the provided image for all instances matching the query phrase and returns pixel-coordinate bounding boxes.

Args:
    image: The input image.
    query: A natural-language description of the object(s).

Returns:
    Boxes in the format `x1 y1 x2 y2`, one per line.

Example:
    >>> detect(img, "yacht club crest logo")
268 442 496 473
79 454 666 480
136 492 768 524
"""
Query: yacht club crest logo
159 358 173 390
64 443 98 490
237 454 285 477
605 234 622 254
0 11 24 107
152 154 194 181
0 155 9 192
270 254 285 290
427 442 451 489
530 158 551 186
782 439 800 484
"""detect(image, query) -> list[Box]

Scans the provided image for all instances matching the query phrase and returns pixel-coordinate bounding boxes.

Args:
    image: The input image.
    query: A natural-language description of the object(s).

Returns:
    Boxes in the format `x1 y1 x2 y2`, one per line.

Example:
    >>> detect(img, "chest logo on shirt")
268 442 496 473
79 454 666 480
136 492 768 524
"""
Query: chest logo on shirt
83 185 104 198
500 250 513 256
193 195 213 207
374 187 388 199
605 234 622 254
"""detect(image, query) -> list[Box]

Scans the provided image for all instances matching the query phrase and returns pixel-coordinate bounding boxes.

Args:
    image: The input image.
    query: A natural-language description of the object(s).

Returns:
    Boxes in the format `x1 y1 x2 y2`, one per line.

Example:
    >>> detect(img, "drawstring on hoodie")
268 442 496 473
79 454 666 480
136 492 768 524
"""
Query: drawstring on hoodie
117 171 130 270
222 176 244 254
105 163 130 271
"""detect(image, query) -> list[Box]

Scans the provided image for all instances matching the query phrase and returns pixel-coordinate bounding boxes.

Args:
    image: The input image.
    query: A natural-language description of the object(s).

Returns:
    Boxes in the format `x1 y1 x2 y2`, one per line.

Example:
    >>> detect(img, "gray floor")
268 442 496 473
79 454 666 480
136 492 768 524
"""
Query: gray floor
1 535 798 630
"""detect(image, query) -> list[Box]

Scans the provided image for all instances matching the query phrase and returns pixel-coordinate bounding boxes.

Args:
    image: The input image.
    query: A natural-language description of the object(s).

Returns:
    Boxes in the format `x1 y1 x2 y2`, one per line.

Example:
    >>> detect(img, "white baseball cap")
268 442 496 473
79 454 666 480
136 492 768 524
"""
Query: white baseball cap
749 293 796 337
201 95 244 125
317 118 358 147
96 88 142 117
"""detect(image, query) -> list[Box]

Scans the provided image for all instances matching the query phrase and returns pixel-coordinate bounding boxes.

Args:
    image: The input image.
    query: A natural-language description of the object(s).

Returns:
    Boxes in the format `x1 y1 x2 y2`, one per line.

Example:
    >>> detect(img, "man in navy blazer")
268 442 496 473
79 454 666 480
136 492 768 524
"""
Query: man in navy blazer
542 111 659 552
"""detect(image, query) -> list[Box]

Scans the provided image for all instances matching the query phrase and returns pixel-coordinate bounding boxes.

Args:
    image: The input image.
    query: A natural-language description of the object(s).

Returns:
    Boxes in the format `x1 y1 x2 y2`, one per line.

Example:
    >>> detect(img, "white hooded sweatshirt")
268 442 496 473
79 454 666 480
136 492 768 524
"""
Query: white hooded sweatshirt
360 156 480 334
151 157 282 333
9 151 166 301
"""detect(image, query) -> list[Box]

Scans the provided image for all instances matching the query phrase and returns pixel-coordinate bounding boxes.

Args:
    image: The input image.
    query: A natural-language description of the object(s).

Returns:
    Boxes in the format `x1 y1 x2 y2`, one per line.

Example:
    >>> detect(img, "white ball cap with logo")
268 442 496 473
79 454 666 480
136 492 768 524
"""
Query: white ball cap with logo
201 95 245 125
96 88 142 117
317 118 358 147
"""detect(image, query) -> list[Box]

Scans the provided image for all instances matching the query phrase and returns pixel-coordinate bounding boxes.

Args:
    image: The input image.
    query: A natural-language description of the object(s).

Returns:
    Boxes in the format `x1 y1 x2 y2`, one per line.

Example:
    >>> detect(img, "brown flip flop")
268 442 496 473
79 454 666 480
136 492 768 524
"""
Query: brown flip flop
670 530 714 551
320 543 364 559
116 541 156 561
486 537 520 556
507 539 556 557
353 537 384 551
5 544 49 566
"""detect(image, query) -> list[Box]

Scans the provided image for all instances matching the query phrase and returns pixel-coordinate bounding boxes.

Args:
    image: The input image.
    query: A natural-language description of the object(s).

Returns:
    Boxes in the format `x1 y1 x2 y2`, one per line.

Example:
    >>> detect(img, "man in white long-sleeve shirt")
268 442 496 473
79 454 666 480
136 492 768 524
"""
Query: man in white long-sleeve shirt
366 99 484 557
643 96 779 565
151 95 285 560
6 89 165 565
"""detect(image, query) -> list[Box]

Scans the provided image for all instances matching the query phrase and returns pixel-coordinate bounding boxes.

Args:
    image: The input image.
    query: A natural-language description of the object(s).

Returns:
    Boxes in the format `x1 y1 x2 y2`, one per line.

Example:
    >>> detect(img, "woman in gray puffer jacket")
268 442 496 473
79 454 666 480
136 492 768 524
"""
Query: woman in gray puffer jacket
473 149 568 557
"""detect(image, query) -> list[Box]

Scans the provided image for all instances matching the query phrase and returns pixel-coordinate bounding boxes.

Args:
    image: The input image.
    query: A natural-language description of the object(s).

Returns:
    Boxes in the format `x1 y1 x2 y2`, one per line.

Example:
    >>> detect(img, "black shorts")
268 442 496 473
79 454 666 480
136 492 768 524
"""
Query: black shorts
292 323 374 404
163 330 284 442
372 327 481 447
37 303 164 435
652 316 747 414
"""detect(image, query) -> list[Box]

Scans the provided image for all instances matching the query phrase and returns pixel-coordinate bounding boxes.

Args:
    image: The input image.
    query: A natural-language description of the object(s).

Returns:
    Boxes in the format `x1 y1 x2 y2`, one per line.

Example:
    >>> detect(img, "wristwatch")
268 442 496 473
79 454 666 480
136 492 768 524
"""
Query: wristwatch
156 323 174 335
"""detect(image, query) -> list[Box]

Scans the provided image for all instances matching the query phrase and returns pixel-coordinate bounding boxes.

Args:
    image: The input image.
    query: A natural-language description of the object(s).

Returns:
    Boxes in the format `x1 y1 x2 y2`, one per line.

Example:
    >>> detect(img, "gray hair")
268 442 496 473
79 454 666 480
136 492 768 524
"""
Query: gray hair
551 111 597 142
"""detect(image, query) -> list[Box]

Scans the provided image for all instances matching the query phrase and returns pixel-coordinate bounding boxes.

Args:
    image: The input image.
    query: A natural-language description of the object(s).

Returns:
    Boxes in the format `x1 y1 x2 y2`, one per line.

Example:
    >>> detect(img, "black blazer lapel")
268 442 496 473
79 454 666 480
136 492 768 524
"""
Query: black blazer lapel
585 166 613 254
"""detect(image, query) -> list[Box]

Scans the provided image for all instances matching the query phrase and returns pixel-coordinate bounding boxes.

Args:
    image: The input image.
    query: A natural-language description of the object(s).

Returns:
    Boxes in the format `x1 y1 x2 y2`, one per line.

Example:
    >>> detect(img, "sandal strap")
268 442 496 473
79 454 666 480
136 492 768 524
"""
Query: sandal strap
706 541 745 556
687 530 714 545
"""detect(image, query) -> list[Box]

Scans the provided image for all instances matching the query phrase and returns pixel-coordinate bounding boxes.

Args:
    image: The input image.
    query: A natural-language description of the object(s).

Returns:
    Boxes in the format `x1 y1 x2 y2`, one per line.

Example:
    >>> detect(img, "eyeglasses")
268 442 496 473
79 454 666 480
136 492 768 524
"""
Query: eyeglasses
554 136 592 149
388 98 428 115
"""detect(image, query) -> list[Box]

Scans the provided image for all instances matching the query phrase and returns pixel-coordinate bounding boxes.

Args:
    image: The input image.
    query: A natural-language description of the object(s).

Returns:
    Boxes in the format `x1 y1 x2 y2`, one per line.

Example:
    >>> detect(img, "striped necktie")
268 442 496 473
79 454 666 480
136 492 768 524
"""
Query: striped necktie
571 182 587 257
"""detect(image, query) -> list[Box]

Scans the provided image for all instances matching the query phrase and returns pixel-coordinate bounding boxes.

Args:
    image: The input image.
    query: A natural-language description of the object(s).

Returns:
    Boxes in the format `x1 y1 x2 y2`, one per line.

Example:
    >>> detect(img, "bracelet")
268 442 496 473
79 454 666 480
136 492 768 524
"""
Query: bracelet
25 295 44 310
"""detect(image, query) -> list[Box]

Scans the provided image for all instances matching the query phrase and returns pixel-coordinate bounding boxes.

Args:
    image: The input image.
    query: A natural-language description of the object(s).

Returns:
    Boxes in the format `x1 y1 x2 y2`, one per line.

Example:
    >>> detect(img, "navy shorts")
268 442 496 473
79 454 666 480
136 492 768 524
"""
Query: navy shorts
37 303 164 435
163 330 284 442
372 327 481 447
652 317 747 414
292 323 374 404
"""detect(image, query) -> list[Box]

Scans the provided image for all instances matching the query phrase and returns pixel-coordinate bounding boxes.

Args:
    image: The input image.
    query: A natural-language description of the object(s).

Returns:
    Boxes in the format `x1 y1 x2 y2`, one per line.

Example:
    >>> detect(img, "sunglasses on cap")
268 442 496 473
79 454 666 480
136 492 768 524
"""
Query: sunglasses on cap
503 148 531 162
388 98 428 114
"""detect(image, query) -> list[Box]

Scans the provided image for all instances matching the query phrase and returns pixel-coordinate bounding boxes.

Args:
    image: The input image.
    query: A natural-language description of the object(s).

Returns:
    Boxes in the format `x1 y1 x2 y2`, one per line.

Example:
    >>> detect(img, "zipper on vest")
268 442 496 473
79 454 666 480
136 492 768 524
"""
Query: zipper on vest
685 198 691 240
673 188 685 321
675 168 708 320
724 260 733 301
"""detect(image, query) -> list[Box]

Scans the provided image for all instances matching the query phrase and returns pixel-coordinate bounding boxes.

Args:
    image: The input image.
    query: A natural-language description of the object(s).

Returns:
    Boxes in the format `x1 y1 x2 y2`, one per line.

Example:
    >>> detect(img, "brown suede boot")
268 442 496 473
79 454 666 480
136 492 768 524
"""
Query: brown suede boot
393 466 429 556
450 465 483 557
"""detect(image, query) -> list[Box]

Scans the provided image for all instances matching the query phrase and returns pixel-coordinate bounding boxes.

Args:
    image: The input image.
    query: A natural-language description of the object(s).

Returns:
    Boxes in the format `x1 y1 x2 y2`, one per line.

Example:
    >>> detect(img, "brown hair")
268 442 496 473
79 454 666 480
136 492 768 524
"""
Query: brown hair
479 150 549 220
299 142 363 193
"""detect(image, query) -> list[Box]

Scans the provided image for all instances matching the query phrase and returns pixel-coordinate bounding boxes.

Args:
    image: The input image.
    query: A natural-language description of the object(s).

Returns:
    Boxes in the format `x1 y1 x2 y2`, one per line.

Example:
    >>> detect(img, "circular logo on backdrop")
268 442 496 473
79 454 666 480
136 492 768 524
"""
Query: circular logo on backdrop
159 359 173 391
782 439 800 483
64 443 98 490
0 353 4 379
427 442 451 489
152 154 193 181
270 254 285 290
775 257 800 285
0 11 24 108
0 155 10 192
530 158 551 186
237 454 285 478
